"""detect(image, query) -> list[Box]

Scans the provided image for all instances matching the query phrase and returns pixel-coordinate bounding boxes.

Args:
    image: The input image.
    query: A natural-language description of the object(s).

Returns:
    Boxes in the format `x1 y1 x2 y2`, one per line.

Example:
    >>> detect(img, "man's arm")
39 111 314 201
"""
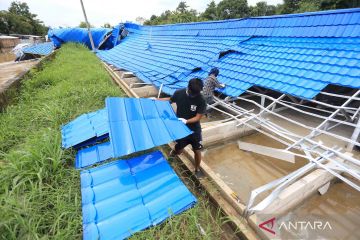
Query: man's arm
213 77 225 89
184 113 203 124
156 97 171 101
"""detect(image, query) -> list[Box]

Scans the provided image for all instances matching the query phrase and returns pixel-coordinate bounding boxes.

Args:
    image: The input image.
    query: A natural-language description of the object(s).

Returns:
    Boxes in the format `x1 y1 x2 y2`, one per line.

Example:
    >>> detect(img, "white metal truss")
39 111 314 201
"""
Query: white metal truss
207 88 360 215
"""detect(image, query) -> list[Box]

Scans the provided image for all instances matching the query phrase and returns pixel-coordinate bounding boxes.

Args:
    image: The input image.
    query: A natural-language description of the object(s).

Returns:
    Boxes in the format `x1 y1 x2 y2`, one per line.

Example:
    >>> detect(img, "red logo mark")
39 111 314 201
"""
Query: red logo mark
259 217 276 235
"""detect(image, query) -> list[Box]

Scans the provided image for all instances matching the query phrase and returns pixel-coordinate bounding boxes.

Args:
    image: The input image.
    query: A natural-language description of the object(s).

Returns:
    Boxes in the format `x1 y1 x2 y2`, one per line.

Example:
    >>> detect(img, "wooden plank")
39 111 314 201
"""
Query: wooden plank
255 153 351 216
202 120 257 148
132 85 158 97
237 141 295 163
102 63 139 98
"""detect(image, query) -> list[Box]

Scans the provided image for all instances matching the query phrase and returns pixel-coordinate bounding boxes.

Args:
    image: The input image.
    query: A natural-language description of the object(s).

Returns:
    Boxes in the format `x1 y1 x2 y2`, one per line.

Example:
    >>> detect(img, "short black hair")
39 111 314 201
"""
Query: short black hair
209 67 219 77
188 78 203 95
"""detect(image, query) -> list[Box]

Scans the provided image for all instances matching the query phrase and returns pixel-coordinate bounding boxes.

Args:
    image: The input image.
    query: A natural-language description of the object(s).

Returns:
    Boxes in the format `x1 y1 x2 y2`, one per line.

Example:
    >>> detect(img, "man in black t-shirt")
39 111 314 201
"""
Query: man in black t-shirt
159 78 206 174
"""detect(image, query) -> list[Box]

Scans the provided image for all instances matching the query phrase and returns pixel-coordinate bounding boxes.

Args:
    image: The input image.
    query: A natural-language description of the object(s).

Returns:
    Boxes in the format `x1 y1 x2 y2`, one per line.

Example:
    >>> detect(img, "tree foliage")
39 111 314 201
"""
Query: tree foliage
201 0 217 20
0 1 47 35
78 21 94 28
217 0 249 19
144 0 360 26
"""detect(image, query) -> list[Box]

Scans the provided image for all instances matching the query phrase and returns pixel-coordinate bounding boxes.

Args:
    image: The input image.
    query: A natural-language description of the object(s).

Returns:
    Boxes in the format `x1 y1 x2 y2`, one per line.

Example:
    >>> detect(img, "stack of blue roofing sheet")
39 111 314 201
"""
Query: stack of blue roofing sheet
74 97 192 168
106 97 192 158
61 108 108 149
22 42 54 56
97 8 360 99
81 150 197 240
61 98 197 239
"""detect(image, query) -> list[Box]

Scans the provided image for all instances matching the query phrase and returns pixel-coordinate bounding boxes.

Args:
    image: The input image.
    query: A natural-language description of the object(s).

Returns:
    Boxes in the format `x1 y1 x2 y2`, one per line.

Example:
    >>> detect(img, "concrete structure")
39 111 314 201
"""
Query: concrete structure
0 36 20 53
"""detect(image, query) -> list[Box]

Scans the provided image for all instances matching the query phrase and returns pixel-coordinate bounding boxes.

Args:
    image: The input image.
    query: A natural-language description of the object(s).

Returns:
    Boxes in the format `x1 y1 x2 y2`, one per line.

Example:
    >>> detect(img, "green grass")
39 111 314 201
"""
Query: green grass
0 43 229 239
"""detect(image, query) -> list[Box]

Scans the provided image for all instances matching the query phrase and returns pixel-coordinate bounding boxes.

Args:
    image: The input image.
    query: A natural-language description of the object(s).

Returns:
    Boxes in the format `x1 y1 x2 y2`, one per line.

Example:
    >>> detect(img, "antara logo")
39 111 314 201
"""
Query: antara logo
259 217 276 235
279 221 332 231
258 217 333 236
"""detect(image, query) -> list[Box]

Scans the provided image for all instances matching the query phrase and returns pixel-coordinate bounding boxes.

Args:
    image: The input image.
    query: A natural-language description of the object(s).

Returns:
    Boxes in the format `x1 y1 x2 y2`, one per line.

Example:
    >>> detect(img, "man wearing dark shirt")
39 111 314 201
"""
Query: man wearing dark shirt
160 78 206 174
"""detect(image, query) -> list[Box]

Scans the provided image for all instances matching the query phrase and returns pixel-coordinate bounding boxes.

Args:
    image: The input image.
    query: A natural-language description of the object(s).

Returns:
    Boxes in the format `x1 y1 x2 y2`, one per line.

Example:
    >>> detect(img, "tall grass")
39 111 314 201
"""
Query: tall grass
0 43 229 239
0 43 121 239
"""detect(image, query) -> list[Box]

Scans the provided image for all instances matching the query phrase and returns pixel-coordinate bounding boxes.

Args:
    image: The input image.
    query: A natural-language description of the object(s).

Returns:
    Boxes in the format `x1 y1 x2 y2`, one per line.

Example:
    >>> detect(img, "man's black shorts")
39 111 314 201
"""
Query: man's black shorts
175 131 203 151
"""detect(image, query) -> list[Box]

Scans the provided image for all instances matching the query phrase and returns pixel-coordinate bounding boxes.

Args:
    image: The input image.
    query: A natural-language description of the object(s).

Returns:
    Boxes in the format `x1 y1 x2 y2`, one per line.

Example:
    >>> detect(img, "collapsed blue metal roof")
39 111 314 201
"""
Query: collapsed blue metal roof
97 8 360 99
48 27 112 49
106 97 192 158
61 108 108 149
22 42 54 56
81 150 197 240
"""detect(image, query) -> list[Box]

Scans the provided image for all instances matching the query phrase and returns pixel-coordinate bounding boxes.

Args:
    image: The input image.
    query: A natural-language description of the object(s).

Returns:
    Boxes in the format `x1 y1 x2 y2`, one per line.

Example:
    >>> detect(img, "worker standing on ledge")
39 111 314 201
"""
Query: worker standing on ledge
203 67 226 116
158 78 206 176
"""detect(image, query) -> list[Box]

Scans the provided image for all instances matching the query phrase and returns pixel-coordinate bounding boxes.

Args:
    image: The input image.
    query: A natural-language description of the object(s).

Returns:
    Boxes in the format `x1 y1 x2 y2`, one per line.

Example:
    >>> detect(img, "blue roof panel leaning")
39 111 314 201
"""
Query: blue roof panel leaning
97 8 360 99
22 42 54 56
61 108 109 149
81 150 197 240
75 141 113 169
106 97 192 159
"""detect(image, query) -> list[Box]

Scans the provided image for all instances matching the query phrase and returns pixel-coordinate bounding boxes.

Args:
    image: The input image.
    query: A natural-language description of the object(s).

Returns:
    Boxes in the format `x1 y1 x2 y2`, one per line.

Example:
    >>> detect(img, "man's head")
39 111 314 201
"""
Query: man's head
187 78 203 98
209 67 219 77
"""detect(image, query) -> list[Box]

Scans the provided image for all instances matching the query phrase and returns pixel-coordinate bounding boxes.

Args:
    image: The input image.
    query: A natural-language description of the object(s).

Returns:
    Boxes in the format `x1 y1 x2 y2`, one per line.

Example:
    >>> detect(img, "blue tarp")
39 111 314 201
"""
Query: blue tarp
97 8 360 99
48 27 112 49
81 150 197 240
22 42 54 56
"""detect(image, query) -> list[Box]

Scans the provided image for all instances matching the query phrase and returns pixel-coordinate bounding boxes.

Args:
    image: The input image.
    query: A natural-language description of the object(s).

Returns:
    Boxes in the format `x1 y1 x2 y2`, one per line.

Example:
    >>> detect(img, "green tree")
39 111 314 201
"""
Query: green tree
176 1 189 14
297 0 320 12
79 21 87 28
102 23 112 28
0 1 47 35
202 1 218 20
144 1 199 25
281 0 302 13
250 1 277 16
217 0 250 19
320 0 360 9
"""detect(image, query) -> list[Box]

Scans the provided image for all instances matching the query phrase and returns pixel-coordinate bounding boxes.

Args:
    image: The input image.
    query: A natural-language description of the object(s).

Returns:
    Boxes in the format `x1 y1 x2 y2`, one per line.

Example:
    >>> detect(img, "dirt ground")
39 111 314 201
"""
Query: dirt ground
0 52 16 63
0 60 39 93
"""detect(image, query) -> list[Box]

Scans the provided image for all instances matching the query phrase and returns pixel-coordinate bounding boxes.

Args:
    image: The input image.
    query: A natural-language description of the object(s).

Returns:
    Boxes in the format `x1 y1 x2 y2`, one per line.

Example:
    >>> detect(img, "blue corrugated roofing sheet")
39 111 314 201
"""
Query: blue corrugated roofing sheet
106 97 192 158
97 8 360 99
61 109 108 149
75 141 112 168
81 150 197 240
22 42 54 56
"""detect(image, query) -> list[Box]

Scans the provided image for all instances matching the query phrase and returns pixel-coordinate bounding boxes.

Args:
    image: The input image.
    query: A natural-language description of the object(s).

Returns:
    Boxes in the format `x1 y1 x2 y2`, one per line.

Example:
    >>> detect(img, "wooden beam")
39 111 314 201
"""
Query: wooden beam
251 154 351 217
132 85 158 98
238 141 295 163
202 120 257 148
102 63 139 97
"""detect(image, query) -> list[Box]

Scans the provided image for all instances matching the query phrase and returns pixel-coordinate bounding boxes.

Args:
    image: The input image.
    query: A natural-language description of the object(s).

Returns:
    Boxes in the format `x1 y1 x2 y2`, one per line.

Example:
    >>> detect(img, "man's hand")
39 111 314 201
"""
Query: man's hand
178 118 187 124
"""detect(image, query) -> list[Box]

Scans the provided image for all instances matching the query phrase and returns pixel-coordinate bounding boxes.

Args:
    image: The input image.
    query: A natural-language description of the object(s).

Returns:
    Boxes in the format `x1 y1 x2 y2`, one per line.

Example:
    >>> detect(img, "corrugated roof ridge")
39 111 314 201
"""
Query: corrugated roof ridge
125 8 360 29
